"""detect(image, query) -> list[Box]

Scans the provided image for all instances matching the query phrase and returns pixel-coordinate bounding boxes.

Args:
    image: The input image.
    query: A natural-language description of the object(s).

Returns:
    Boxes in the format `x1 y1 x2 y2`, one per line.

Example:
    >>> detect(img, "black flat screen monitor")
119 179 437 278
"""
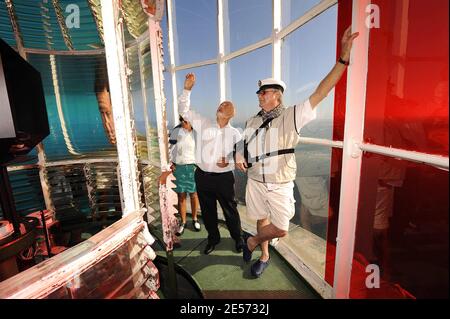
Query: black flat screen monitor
0 38 49 164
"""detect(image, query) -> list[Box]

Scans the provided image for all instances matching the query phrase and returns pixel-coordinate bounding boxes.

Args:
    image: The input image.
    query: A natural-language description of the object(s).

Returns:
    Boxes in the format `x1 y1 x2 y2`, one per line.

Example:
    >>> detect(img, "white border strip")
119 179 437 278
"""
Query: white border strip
166 0 179 124
218 0 226 101
101 0 140 215
332 0 371 299
272 0 282 79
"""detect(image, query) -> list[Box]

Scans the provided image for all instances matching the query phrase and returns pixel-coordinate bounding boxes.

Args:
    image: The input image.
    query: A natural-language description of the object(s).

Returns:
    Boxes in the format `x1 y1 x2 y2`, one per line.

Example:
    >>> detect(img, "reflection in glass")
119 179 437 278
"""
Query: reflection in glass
164 71 174 129
364 0 449 156
160 5 170 60
172 0 217 65
175 64 219 121
224 0 272 53
26 54 116 161
126 44 148 159
281 0 322 28
226 46 272 127
294 144 332 240
281 6 337 140
141 42 161 164
352 154 448 298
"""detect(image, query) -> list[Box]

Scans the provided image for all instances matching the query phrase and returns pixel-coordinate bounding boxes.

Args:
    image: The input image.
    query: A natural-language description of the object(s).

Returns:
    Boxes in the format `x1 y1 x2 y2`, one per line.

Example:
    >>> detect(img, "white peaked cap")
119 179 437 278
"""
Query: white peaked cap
257 78 287 93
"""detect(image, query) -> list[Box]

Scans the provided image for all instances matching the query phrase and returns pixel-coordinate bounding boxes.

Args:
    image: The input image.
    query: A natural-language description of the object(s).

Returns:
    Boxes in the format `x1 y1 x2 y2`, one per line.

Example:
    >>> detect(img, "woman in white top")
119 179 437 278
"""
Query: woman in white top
169 115 201 236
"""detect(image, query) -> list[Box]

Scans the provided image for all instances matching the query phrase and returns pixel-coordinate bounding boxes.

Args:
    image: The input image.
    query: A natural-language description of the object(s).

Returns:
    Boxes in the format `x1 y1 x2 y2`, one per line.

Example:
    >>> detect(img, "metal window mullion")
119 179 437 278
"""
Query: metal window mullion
278 0 337 40
173 59 217 72
125 29 150 49
332 0 371 299
299 137 343 148
358 143 449 170
272 0 281 79
218 0 226 101
101 0 141 215
166 0 179 124
223 37 272 62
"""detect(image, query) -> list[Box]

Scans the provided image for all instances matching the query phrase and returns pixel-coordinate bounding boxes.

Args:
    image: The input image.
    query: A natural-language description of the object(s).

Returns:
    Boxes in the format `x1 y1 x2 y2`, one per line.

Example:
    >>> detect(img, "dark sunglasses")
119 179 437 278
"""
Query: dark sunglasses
256 89 277 95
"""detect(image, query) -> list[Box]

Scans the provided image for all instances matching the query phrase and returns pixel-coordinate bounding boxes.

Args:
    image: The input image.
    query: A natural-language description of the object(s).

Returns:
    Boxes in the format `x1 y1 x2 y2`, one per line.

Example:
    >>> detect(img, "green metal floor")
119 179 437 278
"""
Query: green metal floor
152 221 320 299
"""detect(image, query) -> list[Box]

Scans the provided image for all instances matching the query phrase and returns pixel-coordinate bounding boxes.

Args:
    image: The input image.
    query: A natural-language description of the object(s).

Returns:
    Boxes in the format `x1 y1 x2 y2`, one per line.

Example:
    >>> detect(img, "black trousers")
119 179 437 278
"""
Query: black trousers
195 168 243 245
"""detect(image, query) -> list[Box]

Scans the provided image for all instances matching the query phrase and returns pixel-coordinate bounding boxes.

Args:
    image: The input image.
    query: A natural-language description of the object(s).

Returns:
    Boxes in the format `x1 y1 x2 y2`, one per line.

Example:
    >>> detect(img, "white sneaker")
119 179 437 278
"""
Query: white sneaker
176 223 185 236
193 220 201 231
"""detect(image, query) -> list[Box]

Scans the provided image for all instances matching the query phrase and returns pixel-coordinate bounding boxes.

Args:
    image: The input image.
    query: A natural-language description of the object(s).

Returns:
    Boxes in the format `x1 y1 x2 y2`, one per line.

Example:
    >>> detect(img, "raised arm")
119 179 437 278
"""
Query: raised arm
178 73 195 115
178 73 211 129
309 26 359 109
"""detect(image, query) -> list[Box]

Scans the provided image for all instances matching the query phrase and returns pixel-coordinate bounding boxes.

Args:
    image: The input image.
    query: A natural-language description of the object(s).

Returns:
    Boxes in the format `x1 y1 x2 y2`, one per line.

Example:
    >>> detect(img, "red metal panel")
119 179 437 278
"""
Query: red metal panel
364 0 449 156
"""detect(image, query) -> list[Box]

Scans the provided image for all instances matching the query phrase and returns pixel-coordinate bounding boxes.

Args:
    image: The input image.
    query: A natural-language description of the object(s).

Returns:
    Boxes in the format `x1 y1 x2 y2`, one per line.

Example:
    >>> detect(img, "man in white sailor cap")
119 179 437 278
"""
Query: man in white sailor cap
236 26 359 278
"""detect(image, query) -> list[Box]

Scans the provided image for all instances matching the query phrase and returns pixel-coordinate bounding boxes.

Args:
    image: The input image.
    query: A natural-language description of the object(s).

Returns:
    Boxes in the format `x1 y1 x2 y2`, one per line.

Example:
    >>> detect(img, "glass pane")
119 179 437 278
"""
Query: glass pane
225 46 272 128
141 42 160 164
172 0 218 65
281 0 322 29
161 7 170 68
324 148 344 284
281 6 338 140
0 2 17 47
161 11 174 128
364 0 449 156
291 144 335 278
351 153 448 298
175 64 219 123
127 44 147 160
164 71 174 129
26 54 116 161
13 1 67 50
224 0 272 53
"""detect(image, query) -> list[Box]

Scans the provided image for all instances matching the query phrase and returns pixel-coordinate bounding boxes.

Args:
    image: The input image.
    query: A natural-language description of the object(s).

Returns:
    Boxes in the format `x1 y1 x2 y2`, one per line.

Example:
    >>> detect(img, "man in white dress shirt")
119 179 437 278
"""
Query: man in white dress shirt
236 26 359 278
179 73 244 255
